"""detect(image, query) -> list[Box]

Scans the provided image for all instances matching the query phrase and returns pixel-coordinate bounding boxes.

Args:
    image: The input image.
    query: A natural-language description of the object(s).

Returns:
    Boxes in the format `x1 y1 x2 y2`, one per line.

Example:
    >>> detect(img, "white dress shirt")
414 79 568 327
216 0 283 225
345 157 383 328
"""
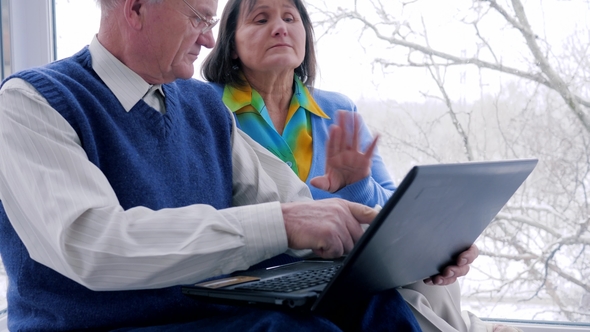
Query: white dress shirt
0 36 312 291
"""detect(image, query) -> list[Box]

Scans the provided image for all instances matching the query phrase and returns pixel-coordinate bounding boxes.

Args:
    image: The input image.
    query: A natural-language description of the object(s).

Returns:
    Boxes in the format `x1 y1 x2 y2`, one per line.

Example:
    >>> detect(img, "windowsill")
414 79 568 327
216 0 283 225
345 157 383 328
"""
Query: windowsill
0 313 588 332
485 319 590 332
0 311 6 332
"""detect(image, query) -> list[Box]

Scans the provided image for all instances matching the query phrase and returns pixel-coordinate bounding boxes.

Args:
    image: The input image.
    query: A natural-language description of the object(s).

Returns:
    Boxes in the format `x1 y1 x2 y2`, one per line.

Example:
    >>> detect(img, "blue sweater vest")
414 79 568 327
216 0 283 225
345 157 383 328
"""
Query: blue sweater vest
0 48 236 331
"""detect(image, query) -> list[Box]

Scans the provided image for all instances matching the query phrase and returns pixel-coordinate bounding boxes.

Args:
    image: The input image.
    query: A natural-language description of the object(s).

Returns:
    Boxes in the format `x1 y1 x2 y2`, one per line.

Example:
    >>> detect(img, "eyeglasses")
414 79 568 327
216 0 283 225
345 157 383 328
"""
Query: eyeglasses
182 0 219 33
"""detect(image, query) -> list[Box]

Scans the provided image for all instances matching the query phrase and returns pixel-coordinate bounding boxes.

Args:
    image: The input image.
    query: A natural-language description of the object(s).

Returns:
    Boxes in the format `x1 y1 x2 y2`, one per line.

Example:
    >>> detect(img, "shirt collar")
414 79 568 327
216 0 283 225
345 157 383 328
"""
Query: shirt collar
89 36 164 112
222 75 329 119
292 76 328 119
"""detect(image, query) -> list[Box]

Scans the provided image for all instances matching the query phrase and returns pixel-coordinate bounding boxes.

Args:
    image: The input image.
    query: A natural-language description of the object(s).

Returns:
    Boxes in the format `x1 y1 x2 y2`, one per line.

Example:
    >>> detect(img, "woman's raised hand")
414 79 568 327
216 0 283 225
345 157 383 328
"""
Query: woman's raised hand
310 110 379 193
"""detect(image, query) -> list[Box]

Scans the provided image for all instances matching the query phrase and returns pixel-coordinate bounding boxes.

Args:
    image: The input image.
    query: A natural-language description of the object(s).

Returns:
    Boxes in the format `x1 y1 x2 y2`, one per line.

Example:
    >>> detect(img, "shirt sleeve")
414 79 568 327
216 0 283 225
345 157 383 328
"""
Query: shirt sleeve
0 78 310 291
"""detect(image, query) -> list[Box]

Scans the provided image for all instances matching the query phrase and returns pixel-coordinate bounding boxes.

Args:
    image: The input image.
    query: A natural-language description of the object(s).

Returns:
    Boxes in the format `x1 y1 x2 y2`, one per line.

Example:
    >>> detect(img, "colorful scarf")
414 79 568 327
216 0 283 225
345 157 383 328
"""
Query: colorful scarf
223 76 329 181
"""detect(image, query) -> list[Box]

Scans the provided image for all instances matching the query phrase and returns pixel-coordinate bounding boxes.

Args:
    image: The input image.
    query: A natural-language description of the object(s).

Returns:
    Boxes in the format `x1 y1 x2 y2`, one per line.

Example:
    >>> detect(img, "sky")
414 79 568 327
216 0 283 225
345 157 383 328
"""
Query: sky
53 0 435 101
55 0 590 104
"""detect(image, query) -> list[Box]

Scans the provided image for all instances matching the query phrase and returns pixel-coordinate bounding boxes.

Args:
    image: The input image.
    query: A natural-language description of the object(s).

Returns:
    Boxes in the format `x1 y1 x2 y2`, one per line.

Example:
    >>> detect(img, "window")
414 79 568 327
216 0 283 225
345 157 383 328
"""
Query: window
0 0 11 80
0 0 10 314
54 0 99 60
0 0 55 315
1 0 588 330
309 0 590 326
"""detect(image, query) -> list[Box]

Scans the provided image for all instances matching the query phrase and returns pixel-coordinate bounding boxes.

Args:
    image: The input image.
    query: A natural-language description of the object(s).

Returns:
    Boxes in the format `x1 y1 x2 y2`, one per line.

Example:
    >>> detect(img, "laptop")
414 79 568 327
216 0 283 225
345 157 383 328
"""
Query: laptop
182 159 538 327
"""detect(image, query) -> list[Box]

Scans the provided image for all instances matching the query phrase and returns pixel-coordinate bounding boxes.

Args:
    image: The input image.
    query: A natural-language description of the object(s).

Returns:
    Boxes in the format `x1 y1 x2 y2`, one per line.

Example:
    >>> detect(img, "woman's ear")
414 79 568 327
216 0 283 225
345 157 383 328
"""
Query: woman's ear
231 43 239 59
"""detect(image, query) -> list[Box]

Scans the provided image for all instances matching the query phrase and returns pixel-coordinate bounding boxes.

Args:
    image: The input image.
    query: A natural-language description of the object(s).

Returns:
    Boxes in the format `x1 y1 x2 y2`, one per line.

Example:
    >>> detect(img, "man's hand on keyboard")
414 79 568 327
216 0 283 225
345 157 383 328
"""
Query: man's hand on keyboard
281 199 377 259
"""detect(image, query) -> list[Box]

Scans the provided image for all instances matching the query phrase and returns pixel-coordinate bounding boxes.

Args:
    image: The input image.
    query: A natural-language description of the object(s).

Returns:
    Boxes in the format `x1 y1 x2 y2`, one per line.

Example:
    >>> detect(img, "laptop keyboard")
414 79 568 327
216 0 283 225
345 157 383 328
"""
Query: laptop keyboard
235 265 341 293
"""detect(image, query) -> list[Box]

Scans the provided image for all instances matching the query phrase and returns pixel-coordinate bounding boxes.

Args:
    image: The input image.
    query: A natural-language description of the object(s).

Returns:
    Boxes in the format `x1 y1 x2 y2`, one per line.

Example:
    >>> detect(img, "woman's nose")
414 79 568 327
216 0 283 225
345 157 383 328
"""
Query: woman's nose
271 19 288 36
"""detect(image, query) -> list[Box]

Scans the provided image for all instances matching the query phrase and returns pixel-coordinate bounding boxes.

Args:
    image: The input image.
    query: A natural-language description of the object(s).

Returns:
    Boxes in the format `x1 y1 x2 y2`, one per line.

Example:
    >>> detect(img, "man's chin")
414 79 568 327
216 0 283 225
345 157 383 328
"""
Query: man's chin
173 66 195 81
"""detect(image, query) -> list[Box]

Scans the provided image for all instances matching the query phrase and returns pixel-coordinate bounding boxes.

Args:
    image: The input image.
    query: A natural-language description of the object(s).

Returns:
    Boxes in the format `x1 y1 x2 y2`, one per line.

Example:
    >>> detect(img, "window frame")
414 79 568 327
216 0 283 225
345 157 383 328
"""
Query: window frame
0 0 54 80
0 1 588 331
0 0 8 79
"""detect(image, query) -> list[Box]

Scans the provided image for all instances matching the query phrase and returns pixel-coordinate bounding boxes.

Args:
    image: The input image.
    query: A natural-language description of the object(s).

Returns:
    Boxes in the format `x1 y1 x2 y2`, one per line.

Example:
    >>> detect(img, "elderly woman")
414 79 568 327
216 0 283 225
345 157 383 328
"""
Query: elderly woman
201 0 391 208
201 1 521 331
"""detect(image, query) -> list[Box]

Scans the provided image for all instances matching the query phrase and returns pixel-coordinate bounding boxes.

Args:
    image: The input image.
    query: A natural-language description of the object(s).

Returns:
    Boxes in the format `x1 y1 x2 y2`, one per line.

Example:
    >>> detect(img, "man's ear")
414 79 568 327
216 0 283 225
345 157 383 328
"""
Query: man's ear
123 0 146 30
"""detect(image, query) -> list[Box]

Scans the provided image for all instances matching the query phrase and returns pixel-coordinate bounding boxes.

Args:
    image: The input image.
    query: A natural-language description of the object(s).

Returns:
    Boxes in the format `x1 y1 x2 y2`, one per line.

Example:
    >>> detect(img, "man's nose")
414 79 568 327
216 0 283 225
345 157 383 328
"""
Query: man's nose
198 30 216 49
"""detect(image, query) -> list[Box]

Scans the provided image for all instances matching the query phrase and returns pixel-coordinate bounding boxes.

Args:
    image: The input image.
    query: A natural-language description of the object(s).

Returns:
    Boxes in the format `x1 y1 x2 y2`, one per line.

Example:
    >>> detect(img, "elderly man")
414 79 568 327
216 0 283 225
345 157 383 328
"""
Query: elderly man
0 0 478 331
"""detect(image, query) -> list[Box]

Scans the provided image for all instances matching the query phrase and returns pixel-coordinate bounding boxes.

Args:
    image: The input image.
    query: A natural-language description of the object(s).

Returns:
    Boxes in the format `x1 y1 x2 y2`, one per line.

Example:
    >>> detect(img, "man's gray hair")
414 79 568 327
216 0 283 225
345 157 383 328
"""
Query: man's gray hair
95 0 164 14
